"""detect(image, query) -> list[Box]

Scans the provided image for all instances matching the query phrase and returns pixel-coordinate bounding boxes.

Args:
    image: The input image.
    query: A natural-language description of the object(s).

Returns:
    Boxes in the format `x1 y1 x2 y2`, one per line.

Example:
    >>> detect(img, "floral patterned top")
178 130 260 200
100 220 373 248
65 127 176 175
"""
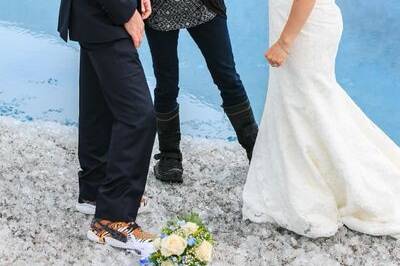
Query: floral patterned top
147 0 216 31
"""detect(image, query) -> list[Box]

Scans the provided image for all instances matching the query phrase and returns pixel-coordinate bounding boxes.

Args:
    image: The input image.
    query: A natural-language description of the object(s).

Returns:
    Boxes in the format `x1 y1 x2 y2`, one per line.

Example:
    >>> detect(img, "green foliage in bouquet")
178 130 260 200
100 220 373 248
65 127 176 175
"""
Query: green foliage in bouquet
140 213 214 266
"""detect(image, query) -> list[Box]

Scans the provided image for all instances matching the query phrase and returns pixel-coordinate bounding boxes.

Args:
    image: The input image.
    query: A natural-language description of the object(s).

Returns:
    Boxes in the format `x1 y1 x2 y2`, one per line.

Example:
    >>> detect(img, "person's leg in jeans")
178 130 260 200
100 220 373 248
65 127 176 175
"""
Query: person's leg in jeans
78 49 112 206
81 39 156 223
145 26 184 183
145 26 180 114
188 16 258 160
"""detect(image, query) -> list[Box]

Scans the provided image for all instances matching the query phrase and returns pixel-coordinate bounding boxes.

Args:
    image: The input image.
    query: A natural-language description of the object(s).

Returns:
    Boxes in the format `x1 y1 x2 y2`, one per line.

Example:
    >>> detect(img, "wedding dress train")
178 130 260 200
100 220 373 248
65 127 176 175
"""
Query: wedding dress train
243 0 400 238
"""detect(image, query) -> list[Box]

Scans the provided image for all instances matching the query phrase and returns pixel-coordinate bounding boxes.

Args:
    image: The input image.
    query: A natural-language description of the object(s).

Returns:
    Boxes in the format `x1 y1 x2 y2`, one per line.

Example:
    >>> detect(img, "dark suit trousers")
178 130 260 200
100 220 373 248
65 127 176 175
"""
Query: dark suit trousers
78 39 156 222
145 15 248 113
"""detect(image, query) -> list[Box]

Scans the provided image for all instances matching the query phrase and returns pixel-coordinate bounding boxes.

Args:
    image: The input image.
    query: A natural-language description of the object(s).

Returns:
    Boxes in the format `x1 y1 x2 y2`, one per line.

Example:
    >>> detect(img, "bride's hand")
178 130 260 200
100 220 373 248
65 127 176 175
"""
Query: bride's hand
265 40 290 68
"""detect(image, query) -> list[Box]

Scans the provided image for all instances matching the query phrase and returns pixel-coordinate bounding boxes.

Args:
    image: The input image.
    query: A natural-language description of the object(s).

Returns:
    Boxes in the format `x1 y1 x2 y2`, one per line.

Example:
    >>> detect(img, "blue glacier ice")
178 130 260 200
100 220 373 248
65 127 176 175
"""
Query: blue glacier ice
0 0 399 143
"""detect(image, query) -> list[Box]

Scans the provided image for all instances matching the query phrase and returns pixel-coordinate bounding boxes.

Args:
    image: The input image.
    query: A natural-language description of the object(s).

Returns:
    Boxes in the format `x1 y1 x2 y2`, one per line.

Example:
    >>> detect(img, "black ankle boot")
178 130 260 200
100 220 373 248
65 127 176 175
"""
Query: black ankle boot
154 106 184 183
224 100 259 161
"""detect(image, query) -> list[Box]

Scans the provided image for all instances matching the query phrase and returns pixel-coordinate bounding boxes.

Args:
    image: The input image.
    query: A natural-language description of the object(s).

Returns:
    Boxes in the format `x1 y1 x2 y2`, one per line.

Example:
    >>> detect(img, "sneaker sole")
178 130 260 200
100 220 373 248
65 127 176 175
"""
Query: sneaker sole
76 203 96 215
76 202 151 216
154 167 184 183
87 230 155 256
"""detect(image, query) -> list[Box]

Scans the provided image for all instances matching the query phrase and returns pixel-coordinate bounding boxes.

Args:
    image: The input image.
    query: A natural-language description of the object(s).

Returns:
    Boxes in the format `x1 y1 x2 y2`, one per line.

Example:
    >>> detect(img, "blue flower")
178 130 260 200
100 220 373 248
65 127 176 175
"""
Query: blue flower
187 237 196 247
139 257 150 266
160 233 167 239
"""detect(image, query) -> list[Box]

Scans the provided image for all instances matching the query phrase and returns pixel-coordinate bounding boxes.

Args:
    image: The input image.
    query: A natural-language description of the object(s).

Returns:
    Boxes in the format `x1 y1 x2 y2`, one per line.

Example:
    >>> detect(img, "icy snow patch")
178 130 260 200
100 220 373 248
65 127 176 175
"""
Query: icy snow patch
1 117 400 265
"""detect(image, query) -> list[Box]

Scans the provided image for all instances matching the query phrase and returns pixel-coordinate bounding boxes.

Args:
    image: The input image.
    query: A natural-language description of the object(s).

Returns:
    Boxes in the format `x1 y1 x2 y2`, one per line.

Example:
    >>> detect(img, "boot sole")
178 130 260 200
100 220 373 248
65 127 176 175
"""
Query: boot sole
154 167 183 183
87 230 155 256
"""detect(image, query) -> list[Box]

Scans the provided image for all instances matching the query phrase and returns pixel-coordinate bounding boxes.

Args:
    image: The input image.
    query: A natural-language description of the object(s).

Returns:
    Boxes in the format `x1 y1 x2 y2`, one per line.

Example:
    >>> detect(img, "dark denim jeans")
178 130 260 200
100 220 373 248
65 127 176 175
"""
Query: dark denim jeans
145 15 249 113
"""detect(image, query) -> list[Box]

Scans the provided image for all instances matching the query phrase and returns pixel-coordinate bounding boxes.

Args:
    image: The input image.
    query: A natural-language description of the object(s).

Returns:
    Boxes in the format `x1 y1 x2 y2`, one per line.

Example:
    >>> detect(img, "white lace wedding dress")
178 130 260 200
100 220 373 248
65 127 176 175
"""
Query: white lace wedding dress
243 0 400 238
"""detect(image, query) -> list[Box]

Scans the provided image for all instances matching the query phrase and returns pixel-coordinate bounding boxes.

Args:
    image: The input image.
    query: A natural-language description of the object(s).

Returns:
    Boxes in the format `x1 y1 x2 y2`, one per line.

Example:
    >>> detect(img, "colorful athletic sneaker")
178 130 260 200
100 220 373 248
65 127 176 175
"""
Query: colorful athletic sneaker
87 219 156 256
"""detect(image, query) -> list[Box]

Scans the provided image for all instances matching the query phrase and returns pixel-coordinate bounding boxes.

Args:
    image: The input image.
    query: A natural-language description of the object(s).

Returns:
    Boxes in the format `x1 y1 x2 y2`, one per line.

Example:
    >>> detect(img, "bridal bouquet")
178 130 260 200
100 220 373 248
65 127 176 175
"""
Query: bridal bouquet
140 213 214 266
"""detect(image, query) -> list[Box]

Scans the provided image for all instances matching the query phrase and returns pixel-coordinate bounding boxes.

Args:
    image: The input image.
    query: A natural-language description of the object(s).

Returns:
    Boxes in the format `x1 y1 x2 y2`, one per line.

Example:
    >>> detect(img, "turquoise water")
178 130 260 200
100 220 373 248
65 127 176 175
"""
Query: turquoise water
0 0 399 143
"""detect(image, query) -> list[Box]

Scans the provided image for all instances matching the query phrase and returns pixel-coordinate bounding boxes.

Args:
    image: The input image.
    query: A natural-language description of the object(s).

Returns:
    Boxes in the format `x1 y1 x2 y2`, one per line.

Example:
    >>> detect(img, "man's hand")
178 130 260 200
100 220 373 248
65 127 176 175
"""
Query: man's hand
124 10 145 48
141 0 152 20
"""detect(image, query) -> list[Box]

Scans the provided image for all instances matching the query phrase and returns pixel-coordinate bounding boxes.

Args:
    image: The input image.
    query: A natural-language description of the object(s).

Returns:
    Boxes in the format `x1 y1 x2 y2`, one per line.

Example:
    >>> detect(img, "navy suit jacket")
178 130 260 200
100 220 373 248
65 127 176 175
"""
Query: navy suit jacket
58 0 138 43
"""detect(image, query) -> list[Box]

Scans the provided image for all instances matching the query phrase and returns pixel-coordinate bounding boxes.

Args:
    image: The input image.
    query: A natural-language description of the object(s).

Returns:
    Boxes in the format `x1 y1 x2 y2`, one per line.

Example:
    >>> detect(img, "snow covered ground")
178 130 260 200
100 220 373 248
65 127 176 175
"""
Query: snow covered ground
1 117 400 265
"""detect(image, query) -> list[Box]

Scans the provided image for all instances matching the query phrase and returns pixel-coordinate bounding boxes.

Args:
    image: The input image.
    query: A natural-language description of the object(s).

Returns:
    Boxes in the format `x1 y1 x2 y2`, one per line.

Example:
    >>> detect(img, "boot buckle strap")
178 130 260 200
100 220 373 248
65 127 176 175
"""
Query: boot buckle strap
154 152 182 161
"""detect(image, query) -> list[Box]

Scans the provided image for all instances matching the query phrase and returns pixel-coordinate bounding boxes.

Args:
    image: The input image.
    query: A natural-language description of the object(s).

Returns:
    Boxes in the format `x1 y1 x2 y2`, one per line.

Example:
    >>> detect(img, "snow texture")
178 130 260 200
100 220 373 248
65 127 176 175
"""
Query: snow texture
1 117 400 265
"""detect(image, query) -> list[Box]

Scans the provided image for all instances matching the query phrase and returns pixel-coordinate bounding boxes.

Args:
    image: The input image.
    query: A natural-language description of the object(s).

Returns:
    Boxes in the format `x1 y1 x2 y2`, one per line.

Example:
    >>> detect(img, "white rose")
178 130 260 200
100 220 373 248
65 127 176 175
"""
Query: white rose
195 240 213 262
160 260 175 266
181 222 199 235
160 234 187 257
153 238 162 250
